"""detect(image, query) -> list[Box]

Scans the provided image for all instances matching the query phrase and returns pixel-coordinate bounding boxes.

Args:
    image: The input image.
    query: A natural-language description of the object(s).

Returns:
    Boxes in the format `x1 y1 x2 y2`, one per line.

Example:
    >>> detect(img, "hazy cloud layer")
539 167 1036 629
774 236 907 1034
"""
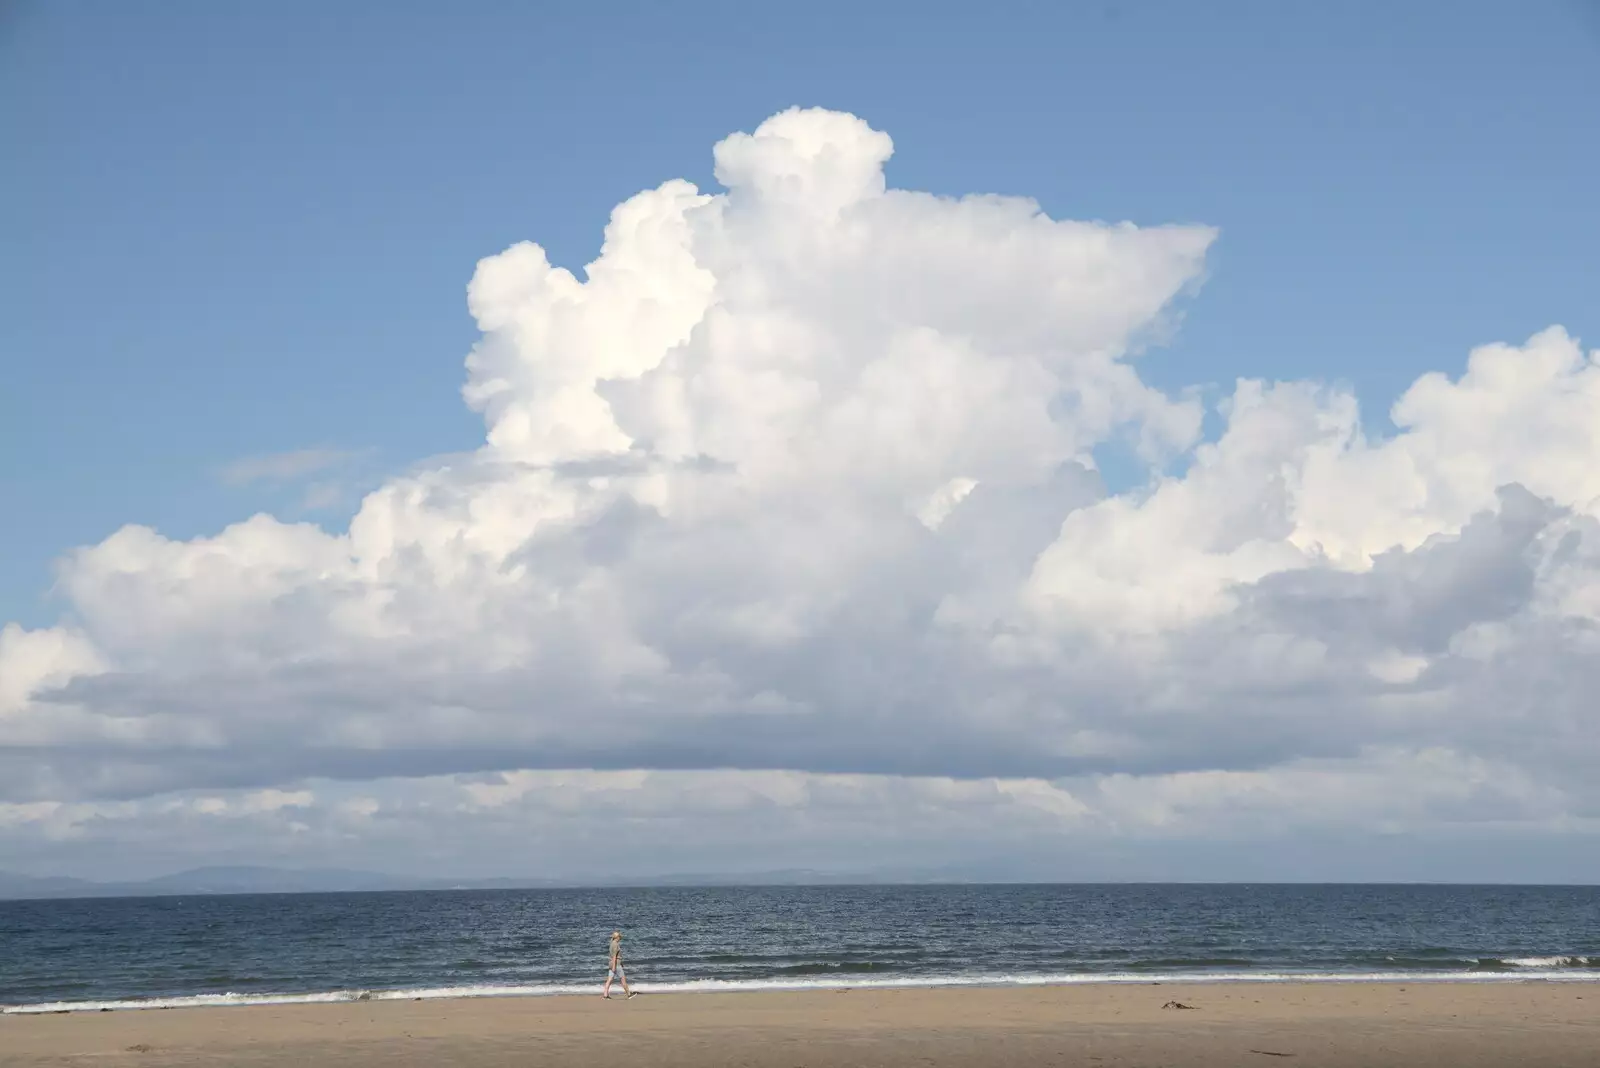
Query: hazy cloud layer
3 108 1597 874
3 756 1591 883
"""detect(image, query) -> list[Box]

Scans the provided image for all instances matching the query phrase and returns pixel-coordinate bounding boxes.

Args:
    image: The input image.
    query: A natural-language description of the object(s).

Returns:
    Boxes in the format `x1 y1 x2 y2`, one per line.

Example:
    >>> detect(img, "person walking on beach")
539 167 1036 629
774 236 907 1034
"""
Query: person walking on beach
603 929 635 999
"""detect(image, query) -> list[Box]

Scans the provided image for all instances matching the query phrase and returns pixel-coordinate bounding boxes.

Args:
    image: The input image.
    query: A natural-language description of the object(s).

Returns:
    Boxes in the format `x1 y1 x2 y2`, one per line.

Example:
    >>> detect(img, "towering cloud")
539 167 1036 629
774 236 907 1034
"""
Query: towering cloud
2 109 1596 870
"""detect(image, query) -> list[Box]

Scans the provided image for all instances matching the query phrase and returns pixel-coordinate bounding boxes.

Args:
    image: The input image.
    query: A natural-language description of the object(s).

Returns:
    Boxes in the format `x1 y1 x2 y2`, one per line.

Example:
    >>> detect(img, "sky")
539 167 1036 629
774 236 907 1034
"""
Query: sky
2 1 1599 883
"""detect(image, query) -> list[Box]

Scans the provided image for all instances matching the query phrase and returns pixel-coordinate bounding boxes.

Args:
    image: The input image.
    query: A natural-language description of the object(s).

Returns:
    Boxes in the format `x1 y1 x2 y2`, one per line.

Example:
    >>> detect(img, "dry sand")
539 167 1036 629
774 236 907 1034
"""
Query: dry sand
3 982 1597 1067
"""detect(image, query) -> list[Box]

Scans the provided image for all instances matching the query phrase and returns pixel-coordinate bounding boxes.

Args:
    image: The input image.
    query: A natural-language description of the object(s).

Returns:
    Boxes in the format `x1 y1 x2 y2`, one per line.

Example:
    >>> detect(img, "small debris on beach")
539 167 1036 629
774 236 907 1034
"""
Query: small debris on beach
1161 1000 1198 1010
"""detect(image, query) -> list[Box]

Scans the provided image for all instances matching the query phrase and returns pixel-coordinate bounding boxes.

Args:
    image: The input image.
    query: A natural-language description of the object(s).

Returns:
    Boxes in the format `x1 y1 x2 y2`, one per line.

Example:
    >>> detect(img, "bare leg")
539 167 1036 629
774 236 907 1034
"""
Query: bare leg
603 970 613 999
620 967 633 998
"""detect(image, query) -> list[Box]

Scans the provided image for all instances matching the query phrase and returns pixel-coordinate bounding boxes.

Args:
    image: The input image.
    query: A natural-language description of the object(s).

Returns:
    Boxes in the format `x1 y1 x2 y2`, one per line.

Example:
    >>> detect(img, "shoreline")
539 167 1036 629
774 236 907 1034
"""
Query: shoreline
6 968 1599 1015
3 981 1596 1067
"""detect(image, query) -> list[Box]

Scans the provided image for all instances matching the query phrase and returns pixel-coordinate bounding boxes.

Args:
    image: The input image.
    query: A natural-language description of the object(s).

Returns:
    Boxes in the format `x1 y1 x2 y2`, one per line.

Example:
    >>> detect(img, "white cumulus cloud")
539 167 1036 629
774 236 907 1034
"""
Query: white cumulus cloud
2 107 1597 875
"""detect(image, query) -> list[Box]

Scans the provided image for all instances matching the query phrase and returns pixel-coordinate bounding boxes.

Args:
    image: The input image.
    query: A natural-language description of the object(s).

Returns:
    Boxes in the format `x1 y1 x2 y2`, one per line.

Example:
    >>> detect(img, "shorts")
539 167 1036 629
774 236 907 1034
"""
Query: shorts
608 964 627 979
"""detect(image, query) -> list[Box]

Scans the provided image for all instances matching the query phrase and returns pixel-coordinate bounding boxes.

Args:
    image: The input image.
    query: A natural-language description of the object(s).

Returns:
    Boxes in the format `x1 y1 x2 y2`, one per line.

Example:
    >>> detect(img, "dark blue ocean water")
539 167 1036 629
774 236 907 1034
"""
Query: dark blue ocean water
2 884 1597 1012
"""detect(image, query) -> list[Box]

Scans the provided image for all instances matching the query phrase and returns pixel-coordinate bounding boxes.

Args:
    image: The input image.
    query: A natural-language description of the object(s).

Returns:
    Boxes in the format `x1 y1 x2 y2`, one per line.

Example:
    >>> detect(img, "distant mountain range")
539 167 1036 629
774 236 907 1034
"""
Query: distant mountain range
0 866 419 900
0 864 956 901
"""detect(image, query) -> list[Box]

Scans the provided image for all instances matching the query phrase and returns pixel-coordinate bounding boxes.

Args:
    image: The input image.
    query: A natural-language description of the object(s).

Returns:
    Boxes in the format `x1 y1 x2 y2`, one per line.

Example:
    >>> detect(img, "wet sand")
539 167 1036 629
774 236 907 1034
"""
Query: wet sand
3 981 1597 1067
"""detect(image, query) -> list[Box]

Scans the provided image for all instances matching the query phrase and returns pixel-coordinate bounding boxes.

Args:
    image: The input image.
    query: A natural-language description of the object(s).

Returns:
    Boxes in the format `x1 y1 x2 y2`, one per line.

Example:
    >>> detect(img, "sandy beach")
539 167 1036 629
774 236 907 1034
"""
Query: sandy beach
3 981 1596 1067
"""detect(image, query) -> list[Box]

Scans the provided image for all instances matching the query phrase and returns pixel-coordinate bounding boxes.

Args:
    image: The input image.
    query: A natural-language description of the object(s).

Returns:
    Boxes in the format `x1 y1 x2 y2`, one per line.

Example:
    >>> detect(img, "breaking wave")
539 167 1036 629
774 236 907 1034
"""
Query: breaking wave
8 967 1600 1015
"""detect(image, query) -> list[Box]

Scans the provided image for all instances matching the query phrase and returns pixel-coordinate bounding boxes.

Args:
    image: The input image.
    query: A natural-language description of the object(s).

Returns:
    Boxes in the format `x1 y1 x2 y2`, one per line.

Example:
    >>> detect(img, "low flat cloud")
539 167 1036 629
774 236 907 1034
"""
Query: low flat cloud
217 447 359 487
3 108 1597 877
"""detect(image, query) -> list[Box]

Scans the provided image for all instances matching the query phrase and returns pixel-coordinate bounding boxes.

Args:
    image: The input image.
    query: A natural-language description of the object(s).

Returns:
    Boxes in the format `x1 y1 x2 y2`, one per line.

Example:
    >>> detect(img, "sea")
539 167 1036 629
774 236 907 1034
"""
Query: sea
2 884 1597 1013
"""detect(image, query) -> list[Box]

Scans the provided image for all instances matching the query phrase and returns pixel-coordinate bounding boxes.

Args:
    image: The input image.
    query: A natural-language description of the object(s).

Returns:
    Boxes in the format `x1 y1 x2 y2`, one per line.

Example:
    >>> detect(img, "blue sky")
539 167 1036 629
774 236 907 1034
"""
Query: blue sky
4 0 1596 628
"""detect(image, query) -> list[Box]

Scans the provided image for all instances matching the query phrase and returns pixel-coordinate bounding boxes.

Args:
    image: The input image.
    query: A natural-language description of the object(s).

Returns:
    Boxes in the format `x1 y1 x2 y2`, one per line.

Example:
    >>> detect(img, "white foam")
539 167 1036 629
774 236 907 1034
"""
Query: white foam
1501 956 1593 968
7 969 1600 1015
